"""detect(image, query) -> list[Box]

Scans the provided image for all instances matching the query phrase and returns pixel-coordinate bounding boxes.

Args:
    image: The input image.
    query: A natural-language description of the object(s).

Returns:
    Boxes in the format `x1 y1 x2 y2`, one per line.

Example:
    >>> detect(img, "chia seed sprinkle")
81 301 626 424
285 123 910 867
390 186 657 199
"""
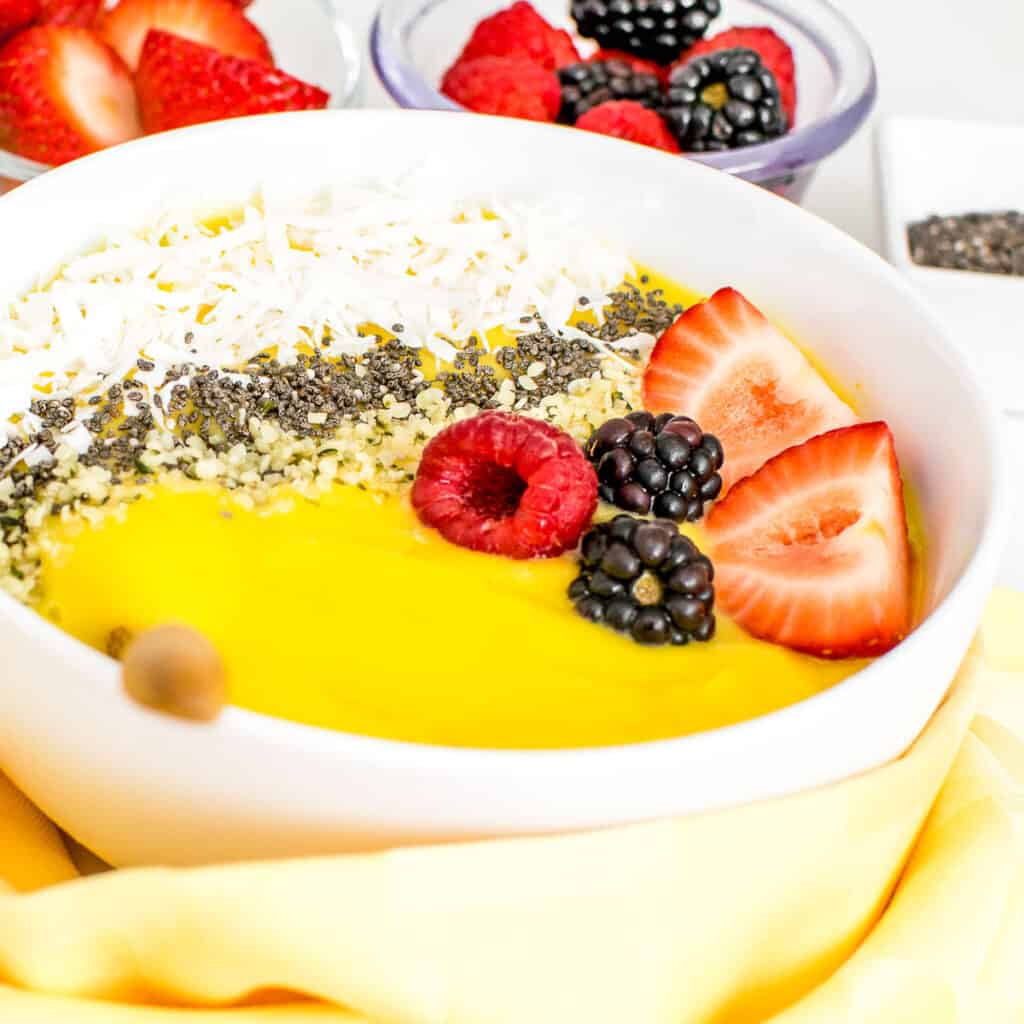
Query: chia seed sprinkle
578 282 684 342
908 211 1024 276
495 324 601 404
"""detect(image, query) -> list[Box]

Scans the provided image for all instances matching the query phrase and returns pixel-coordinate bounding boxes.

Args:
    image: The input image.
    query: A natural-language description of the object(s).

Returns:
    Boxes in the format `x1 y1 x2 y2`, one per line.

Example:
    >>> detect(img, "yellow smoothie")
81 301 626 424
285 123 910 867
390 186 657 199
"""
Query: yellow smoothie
36 482 867 748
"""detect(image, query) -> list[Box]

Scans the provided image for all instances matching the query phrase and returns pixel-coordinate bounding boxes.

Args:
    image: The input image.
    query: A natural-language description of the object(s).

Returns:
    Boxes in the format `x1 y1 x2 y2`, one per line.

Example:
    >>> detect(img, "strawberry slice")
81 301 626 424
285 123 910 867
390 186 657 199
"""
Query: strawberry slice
705 422 911 659
0 26 141 165
641 288 856 492
98 0 271 70
38 0 103 26
136 30 328 133
0 0 38 41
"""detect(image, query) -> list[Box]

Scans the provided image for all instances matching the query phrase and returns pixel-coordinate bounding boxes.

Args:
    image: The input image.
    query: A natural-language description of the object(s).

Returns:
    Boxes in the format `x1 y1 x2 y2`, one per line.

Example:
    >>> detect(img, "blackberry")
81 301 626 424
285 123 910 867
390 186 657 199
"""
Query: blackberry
569 516 716 646
663 48 788 151
571 0 721 66
558 60 663 124
585 410 724 522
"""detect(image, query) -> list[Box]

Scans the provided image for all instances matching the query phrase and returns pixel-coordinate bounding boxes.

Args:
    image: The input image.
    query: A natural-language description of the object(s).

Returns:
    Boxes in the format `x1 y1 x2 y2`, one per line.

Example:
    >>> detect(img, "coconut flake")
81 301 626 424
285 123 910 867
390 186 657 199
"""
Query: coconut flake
0 182 635 442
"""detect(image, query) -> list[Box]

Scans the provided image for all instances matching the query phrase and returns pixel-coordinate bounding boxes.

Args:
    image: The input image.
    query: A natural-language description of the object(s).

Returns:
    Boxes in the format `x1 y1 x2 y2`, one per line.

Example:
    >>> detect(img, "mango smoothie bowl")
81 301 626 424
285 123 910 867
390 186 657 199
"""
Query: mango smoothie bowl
0 112 1006 866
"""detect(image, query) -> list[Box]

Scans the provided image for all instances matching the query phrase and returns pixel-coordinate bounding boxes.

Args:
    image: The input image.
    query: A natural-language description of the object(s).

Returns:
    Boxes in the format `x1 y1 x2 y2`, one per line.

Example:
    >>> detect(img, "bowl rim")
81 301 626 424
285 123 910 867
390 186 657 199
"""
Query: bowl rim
369 0 878 182
0 0 365 185
0 108 1010 768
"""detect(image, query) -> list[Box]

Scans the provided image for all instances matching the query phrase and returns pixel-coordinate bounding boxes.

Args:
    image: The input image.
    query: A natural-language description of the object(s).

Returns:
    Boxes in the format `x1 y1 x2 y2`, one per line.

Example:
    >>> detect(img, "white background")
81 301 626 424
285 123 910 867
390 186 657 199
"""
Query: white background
348 0 1024 585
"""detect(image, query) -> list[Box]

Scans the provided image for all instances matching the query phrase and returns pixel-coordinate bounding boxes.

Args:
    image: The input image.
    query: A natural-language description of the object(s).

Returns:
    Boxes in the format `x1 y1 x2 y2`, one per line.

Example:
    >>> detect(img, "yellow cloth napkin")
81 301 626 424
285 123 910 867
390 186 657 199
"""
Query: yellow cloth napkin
0 591 1022 1023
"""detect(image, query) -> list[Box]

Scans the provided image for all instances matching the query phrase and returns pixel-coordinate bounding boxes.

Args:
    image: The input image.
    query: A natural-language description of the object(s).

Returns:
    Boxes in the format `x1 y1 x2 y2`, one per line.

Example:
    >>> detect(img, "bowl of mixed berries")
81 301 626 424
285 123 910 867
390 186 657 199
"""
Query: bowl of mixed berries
371 0 876 200
0 0 362 191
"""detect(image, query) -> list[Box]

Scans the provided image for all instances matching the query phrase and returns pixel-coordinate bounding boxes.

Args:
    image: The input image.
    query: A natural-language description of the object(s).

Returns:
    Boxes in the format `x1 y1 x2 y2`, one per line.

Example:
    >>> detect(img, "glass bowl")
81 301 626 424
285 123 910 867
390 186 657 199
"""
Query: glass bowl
0 0 364 193
370 0 877 201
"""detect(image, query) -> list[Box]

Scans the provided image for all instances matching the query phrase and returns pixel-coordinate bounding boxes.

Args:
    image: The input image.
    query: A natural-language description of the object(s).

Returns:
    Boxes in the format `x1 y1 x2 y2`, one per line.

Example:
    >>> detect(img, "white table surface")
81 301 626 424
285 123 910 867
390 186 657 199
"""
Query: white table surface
346 0 1024 587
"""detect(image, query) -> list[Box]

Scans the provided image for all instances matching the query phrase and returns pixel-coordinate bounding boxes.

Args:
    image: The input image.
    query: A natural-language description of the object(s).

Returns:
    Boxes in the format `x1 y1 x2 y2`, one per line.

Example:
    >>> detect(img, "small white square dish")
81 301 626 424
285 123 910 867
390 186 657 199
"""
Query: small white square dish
877 116 1024 413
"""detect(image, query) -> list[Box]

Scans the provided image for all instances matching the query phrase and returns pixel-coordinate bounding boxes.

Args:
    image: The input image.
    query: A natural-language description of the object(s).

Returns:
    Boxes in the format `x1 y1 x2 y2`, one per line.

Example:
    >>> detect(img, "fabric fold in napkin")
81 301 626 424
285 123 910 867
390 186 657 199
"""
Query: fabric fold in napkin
0 591 1022 1023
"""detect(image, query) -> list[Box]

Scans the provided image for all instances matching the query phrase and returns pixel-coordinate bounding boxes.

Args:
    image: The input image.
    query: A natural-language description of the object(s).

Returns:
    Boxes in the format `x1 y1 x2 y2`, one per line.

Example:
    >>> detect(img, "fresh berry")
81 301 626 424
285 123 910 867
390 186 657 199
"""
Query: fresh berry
575 99 680 153
441 56 560 122
0 0 37 40
642 288 855 493
136 30 328 133
457 1 579 71
0 26 140 165
98 0 271 71
706 423 911 658
557 59 662 123
571 0 721 66
589 48 666 81
678 26 796 124
38 0 102 26
585 410 723 521
412 411 598 560
663 47 787 151
569 515 716 646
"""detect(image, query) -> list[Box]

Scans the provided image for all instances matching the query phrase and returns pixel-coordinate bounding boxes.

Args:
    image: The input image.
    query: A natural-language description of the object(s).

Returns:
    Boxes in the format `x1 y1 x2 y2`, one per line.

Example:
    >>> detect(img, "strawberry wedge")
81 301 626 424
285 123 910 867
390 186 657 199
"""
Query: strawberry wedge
706 422 912 658
642 287 856 492
136 31 328 133
99 0 271 70
0 26 140 165
0 0 38 41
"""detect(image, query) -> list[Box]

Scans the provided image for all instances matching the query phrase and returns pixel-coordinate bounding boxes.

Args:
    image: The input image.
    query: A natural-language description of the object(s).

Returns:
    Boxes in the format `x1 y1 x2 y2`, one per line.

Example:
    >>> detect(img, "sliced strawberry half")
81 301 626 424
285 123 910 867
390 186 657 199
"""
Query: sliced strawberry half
0 26 141 165
641 287 856 493
0 0 38 41
136 30 328 133
38 0 103 26
98 0 271 70
705 422 911 658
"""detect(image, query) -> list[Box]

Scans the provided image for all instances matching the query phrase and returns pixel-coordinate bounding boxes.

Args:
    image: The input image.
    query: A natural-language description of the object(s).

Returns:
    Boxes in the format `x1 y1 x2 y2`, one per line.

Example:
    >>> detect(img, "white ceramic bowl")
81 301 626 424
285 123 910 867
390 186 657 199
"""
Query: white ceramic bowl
0 110 1008 867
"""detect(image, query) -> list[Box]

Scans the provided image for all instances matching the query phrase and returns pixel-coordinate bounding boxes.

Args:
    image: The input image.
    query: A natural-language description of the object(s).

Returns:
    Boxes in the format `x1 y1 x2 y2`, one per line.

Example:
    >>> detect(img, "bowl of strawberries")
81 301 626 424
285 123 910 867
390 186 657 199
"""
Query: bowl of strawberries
371 0 876 201
0 0 362 191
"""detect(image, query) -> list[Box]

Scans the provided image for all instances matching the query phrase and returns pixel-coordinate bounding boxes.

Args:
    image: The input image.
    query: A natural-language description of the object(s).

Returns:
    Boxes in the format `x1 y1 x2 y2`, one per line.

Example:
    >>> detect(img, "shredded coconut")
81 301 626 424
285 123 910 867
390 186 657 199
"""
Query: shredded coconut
0 182 633 448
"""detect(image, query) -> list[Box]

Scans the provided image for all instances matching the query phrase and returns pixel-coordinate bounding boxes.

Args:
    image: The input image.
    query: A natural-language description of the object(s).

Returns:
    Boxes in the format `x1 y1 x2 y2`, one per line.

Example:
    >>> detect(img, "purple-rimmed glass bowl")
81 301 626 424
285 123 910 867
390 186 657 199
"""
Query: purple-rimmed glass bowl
370 0 876 202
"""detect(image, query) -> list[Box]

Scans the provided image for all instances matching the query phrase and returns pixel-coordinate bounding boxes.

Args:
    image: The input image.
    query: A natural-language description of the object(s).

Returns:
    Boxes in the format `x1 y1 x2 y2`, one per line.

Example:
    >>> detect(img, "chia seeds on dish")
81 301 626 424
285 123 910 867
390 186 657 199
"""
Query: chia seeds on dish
908 211 1024 276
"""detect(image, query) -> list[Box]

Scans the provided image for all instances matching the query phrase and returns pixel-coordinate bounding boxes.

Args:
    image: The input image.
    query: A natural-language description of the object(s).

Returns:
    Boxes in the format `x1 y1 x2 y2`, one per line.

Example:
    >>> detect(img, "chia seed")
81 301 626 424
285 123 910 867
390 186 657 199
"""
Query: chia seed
579 282 685 342
495 324 600 405
908 211 1024 276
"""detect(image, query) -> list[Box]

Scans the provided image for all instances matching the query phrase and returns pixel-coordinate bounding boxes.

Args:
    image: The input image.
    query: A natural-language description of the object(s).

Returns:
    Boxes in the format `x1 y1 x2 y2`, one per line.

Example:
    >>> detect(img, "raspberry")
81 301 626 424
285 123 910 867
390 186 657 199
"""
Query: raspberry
575 100 680 153
677 26 796 123
412 412 598 560
458 1 579 71
441 56 561 122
